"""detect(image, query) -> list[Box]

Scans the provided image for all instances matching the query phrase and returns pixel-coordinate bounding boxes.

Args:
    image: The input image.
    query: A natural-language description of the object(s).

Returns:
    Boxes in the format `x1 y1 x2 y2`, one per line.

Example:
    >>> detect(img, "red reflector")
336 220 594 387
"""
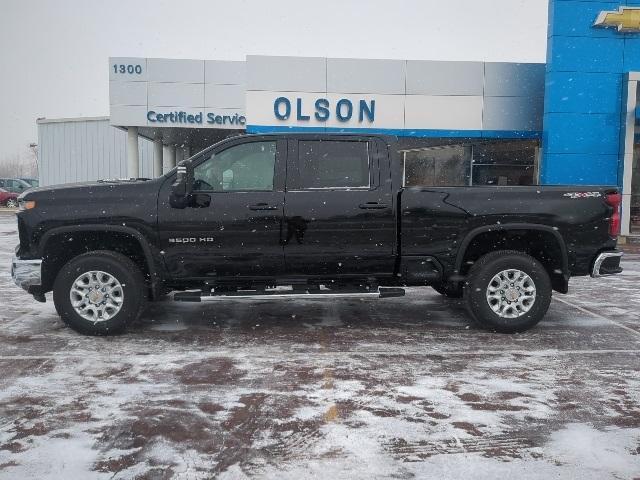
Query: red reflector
605 193 621 237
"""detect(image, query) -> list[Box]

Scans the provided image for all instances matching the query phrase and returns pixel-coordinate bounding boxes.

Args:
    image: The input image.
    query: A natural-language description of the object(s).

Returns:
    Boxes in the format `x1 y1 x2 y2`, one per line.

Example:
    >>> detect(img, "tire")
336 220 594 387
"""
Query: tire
5 198 17 208
432 282 463 298
463 250 551 333
53 250 145 335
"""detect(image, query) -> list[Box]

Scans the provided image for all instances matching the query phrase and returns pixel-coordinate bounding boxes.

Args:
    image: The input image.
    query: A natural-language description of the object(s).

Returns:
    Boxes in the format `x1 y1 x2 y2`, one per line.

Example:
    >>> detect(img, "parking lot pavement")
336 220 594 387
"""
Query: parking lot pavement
0 212 639 479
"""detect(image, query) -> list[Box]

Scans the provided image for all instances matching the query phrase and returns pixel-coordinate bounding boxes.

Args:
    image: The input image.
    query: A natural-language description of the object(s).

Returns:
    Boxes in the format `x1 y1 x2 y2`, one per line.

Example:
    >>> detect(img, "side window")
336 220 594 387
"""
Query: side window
193 141 276 192
297 140 370 189
0 180 4 187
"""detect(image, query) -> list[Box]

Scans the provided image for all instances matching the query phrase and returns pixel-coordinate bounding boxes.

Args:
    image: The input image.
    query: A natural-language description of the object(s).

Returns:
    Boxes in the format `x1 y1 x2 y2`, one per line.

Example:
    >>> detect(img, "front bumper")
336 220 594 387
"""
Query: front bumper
590 250 623 278
11 256 42 291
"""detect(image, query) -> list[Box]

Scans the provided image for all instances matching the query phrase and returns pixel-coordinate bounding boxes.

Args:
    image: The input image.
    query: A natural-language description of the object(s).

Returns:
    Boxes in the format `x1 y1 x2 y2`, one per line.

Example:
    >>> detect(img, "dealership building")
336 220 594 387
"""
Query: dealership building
38 0 640 237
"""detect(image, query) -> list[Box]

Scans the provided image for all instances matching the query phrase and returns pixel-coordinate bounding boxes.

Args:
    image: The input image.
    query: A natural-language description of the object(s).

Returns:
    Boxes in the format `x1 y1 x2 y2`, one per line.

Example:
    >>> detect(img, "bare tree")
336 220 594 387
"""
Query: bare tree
0 145 38 178
26 143 38 177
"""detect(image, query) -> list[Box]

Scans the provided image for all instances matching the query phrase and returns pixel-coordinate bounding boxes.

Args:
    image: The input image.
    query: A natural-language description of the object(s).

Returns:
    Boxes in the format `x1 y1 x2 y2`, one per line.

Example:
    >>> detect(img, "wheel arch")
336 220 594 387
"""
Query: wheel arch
38 225 163 298
454 223 570 293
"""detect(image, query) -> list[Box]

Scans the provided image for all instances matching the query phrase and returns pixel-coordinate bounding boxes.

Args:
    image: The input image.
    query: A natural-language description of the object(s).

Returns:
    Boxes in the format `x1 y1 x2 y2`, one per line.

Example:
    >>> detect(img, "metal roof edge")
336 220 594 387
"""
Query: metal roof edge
37 116 110 124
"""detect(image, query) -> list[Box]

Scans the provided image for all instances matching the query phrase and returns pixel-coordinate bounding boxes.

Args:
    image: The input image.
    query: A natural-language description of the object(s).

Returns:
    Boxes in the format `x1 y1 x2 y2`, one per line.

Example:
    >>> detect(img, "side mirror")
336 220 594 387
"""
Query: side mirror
169 159 194 209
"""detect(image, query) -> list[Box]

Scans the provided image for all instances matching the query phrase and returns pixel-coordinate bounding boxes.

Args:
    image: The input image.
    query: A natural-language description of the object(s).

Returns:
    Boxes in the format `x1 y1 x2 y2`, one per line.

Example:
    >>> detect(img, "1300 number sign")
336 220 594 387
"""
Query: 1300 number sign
113 64 142 75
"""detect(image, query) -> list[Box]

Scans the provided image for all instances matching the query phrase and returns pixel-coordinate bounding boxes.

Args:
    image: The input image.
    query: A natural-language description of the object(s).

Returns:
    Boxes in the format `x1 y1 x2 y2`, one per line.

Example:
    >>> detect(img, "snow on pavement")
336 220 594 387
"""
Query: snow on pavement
0 212 639 479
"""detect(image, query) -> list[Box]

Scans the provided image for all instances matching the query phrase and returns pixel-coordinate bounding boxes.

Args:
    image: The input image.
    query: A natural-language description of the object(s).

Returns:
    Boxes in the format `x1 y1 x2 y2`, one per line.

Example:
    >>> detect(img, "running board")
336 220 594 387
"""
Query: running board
173 287 405 302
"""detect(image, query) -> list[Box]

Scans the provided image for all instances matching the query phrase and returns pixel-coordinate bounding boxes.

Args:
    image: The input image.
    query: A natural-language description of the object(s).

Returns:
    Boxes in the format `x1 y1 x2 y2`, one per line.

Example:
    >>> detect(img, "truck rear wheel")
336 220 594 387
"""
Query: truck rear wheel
53 250 145 335
463 250 551 333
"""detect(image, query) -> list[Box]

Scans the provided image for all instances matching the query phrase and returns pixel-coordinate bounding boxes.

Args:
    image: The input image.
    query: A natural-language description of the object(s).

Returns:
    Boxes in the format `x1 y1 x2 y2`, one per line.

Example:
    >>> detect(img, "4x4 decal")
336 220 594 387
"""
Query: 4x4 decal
563 192 602 199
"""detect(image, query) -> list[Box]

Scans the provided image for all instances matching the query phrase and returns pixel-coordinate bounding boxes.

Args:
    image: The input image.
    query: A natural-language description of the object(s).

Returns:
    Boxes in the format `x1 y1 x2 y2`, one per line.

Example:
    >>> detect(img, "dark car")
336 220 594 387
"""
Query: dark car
19 178 39 188
0 178 32 194
0 188 18 208
11 134 623 335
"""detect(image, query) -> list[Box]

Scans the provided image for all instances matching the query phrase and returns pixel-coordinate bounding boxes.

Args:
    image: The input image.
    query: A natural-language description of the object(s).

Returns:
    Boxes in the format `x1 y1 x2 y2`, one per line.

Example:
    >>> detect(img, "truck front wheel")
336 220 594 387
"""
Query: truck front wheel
53 250 145 335
463 250 551 333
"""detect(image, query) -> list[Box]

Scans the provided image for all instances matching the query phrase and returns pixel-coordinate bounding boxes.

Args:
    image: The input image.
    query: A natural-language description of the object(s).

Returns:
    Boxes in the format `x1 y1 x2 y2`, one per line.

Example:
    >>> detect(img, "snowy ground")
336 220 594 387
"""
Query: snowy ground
0 211 639 480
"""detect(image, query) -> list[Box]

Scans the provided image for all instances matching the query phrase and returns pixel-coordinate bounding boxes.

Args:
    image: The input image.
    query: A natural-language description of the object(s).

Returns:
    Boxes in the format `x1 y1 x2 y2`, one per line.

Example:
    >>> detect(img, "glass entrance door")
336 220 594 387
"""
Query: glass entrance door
631 143 640 234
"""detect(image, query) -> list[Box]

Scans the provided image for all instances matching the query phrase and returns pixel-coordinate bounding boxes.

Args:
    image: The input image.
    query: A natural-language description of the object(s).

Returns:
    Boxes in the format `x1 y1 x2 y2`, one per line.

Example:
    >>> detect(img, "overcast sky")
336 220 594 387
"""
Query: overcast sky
0 0 548 163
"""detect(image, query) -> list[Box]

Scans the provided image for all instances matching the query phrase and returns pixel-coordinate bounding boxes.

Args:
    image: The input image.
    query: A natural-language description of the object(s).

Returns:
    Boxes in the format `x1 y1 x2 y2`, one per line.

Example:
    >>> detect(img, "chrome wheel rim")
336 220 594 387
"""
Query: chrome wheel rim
6 199 17 208
486 269 536 319
69 270 124 322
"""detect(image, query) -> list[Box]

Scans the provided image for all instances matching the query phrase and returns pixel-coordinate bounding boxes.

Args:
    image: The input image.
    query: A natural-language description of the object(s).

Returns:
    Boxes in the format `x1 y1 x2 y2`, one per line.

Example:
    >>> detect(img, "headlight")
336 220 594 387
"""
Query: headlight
18 200 36 211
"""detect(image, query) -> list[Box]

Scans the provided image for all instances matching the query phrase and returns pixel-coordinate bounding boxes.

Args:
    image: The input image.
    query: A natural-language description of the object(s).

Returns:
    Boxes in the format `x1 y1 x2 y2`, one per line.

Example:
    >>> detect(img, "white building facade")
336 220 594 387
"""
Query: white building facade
39 55 546 190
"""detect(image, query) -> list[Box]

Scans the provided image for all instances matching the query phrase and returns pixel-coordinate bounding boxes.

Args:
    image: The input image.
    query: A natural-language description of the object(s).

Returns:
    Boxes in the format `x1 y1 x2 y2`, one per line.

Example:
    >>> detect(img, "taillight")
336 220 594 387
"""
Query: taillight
605 192 621 237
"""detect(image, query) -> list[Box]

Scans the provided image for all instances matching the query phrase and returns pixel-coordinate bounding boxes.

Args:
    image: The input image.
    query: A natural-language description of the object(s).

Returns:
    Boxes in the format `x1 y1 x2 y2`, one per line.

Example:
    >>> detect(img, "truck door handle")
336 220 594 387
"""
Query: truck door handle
359 202 388 210
249 203 279 211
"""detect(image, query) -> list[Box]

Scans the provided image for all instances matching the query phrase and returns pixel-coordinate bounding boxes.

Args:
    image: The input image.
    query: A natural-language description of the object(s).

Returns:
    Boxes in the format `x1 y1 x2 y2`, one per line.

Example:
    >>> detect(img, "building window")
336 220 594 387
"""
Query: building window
631 143 640 234
403 145 471 187
472 141 537 186
401 139 538 188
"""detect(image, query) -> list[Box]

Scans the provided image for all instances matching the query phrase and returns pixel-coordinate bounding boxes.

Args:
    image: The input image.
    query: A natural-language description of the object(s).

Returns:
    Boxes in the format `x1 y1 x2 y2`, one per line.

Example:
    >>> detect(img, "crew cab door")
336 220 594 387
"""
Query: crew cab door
283 137 395 276
157 138 286 279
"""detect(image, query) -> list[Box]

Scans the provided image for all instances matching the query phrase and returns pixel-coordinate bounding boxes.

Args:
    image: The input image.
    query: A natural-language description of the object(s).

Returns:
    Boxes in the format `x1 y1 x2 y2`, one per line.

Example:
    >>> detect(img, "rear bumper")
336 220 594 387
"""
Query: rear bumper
590 251 623 278
11 256 42 291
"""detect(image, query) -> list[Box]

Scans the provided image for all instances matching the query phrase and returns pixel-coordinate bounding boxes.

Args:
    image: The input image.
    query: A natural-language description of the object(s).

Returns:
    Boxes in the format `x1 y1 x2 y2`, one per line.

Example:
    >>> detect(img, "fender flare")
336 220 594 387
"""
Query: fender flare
454 223 569 277
38 225 163 296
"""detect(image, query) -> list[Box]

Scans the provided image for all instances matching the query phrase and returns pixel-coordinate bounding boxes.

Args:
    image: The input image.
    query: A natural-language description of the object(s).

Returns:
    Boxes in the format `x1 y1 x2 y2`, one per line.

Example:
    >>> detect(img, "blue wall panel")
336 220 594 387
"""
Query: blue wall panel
548 36 624 73
623 37 640 70
544 71 622 113
543 112 621 154
551 1 620 38
541 0 639 186
541 153 619 184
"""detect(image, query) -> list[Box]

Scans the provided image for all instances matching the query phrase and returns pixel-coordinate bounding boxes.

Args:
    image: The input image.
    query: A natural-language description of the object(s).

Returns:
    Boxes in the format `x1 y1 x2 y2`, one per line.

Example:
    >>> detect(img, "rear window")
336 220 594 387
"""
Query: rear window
297 140 370 189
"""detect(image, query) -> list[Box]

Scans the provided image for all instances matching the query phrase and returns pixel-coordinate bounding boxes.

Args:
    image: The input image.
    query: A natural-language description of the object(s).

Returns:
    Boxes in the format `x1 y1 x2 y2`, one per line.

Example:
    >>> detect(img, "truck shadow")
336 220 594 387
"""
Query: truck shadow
131 289 476 336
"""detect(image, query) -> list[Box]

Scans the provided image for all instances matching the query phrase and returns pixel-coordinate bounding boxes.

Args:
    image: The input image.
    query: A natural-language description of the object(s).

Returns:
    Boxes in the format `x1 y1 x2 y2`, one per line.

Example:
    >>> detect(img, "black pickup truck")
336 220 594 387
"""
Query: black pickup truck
11 134 623 335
